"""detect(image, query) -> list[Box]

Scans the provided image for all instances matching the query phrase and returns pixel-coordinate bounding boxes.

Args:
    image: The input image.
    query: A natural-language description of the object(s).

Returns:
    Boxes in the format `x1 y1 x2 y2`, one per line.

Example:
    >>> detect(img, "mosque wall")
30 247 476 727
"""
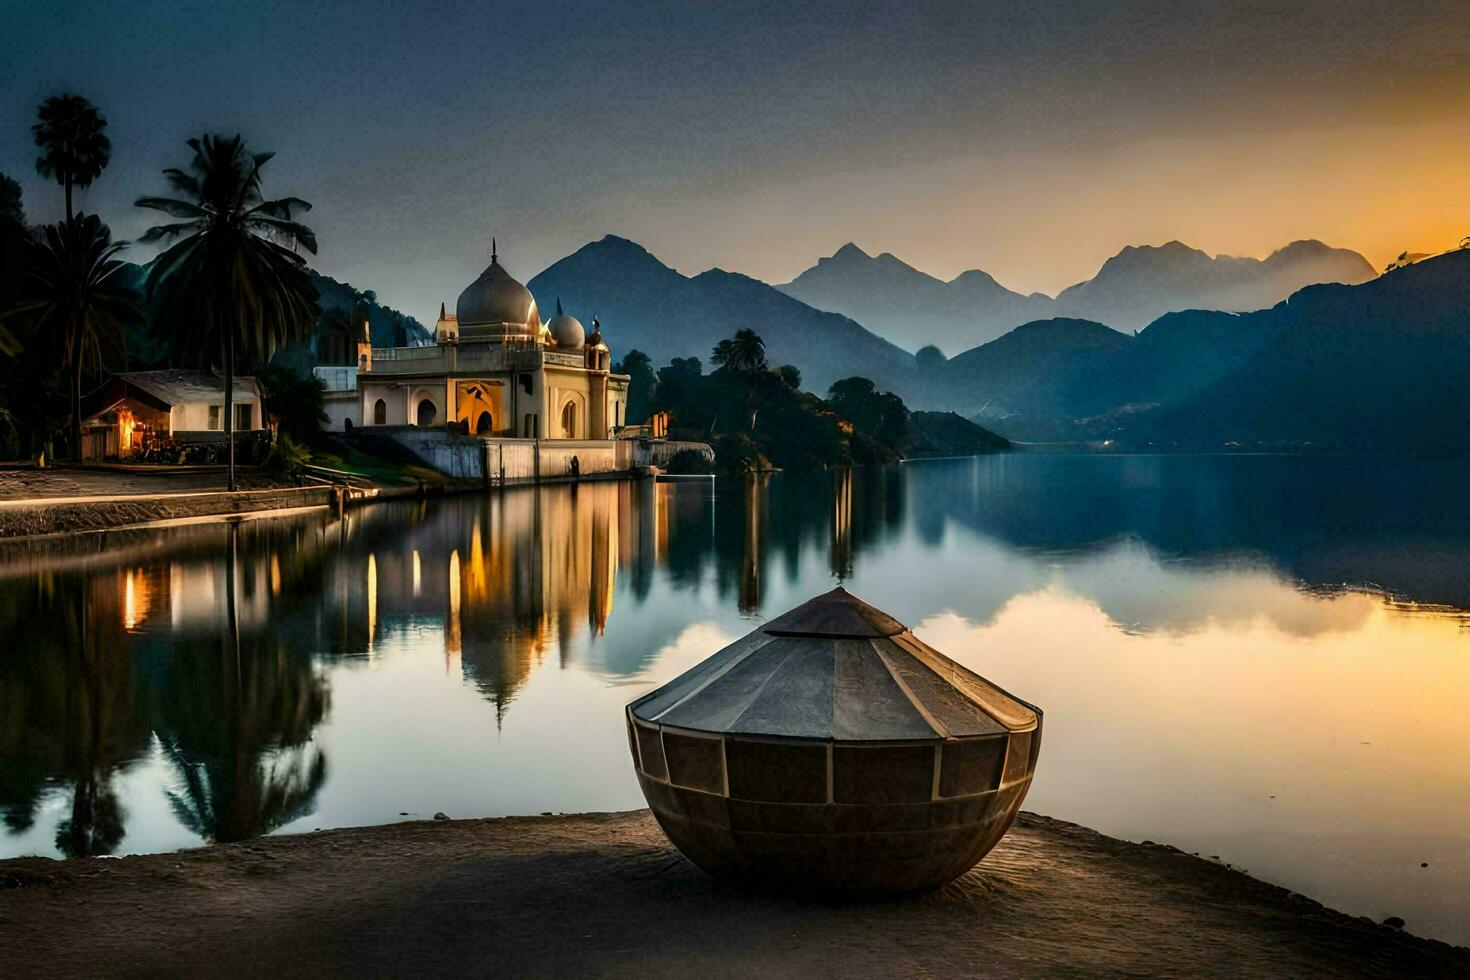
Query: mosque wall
378 428 636 483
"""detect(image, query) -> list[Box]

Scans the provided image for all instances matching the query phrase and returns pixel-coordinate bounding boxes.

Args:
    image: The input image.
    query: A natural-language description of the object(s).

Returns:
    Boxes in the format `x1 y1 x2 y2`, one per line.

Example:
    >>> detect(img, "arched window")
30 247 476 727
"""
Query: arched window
417 399 437 427
561 401 577 439
476 411 493 435
373 399 386 425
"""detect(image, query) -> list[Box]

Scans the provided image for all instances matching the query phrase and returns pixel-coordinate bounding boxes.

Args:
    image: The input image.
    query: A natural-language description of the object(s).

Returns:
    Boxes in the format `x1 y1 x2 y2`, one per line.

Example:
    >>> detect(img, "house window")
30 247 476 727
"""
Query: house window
416 399 437 427
235 404 252 431
561 401 577 439
208 405 221 431
476 411 493 435
373 399 387 425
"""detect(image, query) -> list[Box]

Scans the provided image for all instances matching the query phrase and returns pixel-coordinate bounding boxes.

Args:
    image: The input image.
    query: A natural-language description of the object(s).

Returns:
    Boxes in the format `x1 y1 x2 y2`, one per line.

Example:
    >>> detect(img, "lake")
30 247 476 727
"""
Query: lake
1 454 1467 944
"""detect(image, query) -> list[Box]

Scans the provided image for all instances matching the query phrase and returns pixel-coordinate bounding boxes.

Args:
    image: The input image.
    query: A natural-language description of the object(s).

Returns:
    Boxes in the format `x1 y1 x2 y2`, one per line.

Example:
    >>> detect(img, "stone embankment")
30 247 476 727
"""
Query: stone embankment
0 484 344 540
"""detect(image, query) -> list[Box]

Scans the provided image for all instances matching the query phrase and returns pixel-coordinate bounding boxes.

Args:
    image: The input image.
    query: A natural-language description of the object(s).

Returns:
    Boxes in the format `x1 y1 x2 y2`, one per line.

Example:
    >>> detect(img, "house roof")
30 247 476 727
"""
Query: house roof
116 369 260 405
80 370 262 424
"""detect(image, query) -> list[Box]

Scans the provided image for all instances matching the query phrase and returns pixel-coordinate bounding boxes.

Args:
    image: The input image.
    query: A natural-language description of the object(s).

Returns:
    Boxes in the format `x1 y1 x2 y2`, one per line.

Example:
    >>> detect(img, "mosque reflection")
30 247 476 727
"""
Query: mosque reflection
4 454 1470 859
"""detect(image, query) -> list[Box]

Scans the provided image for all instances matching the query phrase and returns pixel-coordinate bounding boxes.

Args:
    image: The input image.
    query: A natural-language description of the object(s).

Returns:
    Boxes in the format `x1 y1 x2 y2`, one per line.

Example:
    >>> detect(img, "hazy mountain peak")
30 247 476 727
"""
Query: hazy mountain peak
949 268 1002 288
831 242 871 261
528 236 916 394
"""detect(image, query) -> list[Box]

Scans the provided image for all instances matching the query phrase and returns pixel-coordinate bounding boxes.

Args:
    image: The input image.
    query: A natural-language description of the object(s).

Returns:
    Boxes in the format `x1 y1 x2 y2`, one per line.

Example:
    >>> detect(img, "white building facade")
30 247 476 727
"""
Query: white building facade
315 245 628 441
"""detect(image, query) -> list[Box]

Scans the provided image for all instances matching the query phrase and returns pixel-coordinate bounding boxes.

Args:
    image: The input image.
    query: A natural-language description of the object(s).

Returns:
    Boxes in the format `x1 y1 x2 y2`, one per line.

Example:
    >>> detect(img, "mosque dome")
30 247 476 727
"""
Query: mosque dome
547 299 585 349
455 242 542 341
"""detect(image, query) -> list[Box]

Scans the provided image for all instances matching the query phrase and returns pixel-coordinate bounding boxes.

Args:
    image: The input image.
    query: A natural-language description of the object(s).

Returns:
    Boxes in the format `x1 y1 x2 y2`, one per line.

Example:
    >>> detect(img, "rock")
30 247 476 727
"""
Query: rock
433 812 450 821
1383 916 1406 929
399 811 409 816
540 811 553 816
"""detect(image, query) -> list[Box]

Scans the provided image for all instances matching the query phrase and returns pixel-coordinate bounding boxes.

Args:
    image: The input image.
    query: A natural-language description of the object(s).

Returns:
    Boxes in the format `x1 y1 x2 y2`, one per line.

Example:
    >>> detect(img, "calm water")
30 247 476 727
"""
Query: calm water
2 455 1468 943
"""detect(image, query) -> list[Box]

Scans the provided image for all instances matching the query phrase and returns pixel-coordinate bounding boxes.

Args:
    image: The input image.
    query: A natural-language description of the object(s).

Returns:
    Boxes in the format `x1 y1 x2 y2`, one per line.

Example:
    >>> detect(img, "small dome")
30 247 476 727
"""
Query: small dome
547 299 585 349
455 242 541 341
586 315 607 350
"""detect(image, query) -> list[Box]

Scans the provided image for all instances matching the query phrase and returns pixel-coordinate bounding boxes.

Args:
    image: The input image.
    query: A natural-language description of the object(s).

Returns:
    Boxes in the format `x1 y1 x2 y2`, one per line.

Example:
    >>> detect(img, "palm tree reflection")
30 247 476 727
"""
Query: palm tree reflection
0 575 149 855
155 525 328 843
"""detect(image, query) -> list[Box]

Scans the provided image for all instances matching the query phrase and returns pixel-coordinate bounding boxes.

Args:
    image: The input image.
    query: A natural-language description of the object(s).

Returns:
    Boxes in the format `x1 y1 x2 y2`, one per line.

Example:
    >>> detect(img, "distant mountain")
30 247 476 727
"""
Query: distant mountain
1052 239 1376 332
310 271 433 350
776 243 1050 355
529 236 918 394
778 239 1375 354
927 318 1131 418
907 412 1011 457
930 249 1470 451
1122 248 1470 452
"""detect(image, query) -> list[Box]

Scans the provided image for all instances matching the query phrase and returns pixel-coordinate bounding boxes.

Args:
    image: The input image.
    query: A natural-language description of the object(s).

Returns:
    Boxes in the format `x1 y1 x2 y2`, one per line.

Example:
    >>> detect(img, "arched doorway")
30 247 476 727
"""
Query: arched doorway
373 399 387 425
417 399 437 427
475 411 493 435
560 401 577 439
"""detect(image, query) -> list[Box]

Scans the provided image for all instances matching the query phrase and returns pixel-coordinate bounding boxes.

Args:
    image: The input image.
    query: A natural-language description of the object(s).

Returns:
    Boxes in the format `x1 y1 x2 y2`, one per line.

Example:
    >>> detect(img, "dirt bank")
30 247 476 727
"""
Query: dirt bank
1 810 1463 978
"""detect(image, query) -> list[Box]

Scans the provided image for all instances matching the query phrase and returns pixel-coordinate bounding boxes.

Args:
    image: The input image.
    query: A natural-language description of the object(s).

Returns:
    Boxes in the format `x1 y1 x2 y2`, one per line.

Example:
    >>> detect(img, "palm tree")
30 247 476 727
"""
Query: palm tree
0 215 140 458
711 328 768 374
32 95 111 223
136 135 319 490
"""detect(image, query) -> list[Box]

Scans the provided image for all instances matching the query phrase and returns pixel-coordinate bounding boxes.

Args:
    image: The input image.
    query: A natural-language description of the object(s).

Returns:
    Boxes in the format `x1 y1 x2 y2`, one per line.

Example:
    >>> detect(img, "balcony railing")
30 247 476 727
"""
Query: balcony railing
373 345 442 361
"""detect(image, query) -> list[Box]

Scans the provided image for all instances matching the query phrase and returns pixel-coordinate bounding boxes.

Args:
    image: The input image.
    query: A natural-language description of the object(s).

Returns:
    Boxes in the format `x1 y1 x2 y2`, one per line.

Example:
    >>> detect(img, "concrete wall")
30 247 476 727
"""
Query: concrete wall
370 428 636 483
322 390 358 432
170 390 262 432
0 485 337 540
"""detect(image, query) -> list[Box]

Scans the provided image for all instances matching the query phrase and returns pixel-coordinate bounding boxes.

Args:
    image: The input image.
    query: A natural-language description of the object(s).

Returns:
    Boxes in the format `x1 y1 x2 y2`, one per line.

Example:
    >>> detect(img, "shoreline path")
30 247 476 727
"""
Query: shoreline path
1 810 1464 978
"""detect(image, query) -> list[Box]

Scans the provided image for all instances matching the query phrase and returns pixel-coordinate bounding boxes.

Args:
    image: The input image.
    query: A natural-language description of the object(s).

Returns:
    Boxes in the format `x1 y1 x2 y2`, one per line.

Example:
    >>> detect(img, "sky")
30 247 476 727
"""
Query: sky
3 0 1468 324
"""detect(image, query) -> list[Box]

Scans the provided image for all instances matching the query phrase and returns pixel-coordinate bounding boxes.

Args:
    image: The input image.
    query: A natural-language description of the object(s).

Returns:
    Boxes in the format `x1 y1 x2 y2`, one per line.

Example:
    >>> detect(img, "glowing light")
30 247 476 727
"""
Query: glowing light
117 408 136 457
122 567 152 631
412 549 422 597
270 555 282 596
367 553 378 647
446 549 462 663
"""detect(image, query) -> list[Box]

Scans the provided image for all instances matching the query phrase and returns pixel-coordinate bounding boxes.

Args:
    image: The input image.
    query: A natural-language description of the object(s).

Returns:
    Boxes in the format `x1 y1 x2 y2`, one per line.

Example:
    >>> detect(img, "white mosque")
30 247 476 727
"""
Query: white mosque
316 242 629 441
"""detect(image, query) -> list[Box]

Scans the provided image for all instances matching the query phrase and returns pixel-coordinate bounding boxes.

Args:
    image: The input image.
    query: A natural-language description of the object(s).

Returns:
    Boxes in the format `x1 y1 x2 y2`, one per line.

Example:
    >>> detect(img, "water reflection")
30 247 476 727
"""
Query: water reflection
0 455 1468 943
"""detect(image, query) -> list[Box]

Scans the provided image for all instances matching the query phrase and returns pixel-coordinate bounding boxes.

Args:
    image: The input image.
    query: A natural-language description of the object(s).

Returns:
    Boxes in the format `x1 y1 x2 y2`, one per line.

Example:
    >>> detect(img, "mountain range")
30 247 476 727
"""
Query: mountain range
778 239 1375 353
925 248 1470 452
527 236 917 394
520 233 1467 455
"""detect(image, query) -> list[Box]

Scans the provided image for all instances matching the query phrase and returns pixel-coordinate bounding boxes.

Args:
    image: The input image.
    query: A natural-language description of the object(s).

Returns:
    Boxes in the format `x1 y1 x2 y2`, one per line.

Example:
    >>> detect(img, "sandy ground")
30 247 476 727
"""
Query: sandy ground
1 810 1464 979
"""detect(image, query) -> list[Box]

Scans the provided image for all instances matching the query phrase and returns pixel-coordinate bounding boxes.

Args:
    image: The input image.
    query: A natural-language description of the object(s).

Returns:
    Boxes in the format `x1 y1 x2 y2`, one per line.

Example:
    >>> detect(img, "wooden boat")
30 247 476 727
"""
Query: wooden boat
627 587 1042 891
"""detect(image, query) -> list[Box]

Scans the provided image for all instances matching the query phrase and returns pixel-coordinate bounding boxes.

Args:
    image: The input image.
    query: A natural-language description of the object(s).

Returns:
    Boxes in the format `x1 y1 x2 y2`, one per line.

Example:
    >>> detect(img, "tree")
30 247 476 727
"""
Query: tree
828 376 911 448
915 344 947 372
256 363 327 443
136 134 320 490
32 95 110 223
0 173 24 227
711 328 767 374
614 348 657 424
0 215 140 457
776 364 801 389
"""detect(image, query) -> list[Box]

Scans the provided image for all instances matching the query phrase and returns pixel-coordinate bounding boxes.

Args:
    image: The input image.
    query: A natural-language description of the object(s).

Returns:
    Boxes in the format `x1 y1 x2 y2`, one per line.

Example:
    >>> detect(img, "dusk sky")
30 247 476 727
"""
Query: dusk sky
4 0 1468 324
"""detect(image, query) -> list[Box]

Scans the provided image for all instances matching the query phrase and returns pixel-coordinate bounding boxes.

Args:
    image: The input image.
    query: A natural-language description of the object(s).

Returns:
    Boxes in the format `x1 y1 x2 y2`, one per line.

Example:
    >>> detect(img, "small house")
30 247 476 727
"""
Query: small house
79 369 265 460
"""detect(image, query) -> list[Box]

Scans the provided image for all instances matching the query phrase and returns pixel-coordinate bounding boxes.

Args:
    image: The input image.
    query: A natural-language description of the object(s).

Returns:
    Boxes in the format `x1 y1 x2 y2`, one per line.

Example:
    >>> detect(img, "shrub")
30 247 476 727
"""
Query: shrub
268 431 311 480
